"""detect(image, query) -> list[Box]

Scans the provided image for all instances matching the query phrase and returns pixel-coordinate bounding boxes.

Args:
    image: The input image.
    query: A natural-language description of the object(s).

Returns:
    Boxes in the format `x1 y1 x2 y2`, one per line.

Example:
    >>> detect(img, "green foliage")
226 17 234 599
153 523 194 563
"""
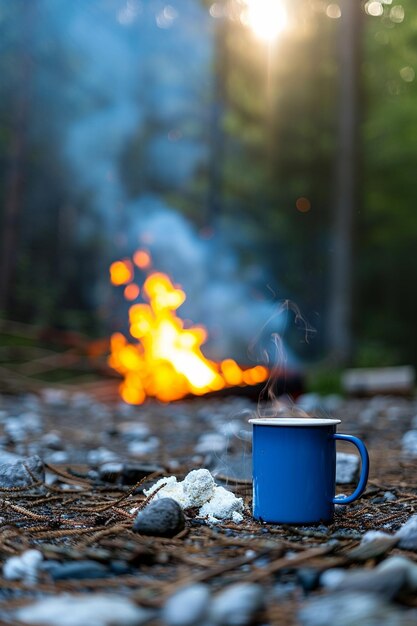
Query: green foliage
306 366 343 396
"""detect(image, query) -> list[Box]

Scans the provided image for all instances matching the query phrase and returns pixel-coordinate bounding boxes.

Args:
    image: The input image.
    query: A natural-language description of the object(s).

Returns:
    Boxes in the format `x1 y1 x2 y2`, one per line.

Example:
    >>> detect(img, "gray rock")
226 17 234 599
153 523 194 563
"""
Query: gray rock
15 594 152 626
396 515 417 550
48 560 109 580
209 583 263 626
333 566 408 600
347 533 398 560
0 455 44 488
336 452 359 484
299 591 414 626
378 556 417 591
384 491 397 502
121 463 164 485
162 584 211 626
296 393 322 414
402 431 417 456
133 497 185 538
361 530 394 545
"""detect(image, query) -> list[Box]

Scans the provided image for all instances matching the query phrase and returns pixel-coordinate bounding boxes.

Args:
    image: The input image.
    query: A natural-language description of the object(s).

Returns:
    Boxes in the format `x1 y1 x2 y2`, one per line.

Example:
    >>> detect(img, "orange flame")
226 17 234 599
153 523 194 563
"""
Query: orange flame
109 251 268 404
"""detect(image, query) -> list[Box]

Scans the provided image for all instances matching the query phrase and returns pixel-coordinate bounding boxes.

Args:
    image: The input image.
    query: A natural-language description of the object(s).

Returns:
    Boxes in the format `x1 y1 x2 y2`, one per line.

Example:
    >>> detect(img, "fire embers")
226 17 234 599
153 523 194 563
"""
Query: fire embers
109 251 268 404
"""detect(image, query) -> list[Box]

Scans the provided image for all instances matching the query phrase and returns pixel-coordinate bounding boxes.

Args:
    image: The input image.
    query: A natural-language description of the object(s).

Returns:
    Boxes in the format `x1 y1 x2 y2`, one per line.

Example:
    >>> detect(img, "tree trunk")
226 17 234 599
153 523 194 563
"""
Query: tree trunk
0 0 35 315
327 0 362 364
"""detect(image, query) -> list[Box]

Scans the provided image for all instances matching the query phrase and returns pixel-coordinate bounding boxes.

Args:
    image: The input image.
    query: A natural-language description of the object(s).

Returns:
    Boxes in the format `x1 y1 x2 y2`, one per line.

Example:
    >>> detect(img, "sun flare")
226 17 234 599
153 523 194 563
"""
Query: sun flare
241 0 288 42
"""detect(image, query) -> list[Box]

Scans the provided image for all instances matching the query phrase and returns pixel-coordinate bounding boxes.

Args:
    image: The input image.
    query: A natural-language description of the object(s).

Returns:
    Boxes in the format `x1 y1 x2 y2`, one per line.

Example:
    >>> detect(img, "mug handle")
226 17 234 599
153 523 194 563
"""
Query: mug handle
332 434 369 505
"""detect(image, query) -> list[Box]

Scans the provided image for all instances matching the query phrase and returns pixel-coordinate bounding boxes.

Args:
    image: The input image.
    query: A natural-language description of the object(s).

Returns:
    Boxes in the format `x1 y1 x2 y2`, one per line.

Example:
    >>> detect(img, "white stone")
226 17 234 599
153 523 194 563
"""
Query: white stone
162 584 211 626
87 447 119 466
209 583 263 626
195 433 228 454
395 514 417 550
144 471 245 522
15 594 151 626
183 469 215 507
360 530 393 545
119 422 151 442
3 549 43 583
41 388 68 406
320 568 347 590
199 485 244 522
128 437 159 457
46 451 69 464
143 476 188 508
336 452 359 484
402 430 417 455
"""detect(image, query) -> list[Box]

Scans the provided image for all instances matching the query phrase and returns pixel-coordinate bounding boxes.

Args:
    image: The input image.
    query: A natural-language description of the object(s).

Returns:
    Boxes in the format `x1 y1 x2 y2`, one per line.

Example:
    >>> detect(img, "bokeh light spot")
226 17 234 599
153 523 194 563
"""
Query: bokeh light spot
390 5 404 23
326 4 341 19
365 1 383 16
400 66 415 82
110 260 133 286
124 284 140 301
296 197 311 213
133 250 151 269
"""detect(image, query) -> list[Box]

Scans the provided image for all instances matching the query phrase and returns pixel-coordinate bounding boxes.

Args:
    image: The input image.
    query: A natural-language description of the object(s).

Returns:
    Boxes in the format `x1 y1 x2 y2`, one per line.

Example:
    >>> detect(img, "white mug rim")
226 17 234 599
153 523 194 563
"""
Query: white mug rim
248 418 341 427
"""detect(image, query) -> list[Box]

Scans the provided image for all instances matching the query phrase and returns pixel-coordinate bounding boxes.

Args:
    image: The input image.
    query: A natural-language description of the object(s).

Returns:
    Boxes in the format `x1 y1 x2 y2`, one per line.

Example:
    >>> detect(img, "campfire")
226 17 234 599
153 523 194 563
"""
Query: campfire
108 250 269 404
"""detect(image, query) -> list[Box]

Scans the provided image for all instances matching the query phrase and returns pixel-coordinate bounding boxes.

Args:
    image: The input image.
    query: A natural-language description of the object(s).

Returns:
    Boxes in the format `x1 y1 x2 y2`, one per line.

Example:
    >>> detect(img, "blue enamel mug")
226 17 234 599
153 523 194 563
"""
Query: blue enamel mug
249 418 369 524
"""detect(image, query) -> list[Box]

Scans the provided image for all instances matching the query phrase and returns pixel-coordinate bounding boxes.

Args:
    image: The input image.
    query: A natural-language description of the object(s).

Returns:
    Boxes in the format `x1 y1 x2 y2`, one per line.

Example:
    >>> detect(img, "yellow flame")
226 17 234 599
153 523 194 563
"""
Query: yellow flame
109 251 268 404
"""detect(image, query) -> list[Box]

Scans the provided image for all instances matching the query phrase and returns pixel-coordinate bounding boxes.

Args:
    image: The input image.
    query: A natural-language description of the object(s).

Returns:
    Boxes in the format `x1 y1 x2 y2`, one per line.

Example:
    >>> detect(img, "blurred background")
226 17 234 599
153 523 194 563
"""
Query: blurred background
0 0 415 395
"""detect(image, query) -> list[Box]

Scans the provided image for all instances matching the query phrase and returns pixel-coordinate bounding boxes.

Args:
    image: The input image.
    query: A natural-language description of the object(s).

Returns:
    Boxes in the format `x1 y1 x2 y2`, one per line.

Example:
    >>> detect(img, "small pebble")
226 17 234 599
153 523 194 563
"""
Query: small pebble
48 560 109 580
360 530 393 545
128 437 160 456
336 452 359 484
297 568 321 593
121 463 164 485
3 550 43 583
133 498 185 538
162 584 211 626
209 583 263 626
402 430 417 456
396 514 417 550
320 568 346 590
